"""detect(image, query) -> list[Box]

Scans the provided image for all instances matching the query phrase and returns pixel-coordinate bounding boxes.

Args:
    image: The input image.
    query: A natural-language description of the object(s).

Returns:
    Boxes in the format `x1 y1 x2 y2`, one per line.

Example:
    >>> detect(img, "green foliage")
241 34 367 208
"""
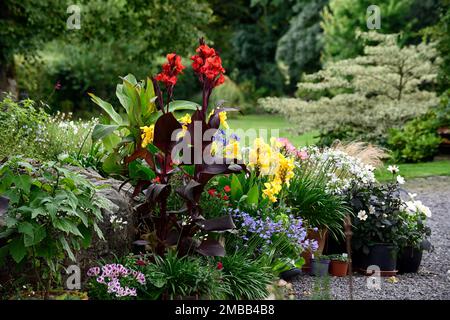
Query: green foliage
350 182 406 254
0 157 109 292
275 0 328 90
321 0 441 61
209 76 246 112
260 32 440 145
89 74 199 177
6 0 213 108
286 171 349 240
142 252 228 300
388 115 441 163
310 275 331 300
0 95 95 161
220 252 273 300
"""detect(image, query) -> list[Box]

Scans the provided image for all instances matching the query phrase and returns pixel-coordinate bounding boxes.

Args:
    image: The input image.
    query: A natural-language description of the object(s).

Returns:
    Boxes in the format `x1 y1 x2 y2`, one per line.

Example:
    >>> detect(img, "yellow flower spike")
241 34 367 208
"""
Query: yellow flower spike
140 125 155 148
219 111 229 129
178 113 192 125
225 140 240 159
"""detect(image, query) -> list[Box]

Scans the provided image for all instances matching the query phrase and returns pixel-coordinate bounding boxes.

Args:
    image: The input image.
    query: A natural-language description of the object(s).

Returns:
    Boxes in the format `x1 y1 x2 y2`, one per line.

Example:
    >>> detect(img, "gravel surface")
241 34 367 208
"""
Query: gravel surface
293 176 450 300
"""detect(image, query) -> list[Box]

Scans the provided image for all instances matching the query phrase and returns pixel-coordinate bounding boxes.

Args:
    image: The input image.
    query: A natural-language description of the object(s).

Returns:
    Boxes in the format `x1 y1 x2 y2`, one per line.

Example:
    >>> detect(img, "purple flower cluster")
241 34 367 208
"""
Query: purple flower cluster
229 208 318 252
87 263 146 298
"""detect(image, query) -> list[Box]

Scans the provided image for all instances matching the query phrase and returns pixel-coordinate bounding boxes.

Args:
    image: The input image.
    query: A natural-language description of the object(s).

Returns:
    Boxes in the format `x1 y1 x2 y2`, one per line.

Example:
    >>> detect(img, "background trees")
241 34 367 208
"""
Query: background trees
0 0 447 114
260 32 440 145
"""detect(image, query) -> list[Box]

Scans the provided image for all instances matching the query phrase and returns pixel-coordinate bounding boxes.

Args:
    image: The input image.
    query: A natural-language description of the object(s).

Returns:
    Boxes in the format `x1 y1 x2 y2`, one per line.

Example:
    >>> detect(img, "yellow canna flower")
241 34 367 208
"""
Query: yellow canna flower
140 125 154 148
219 111 229 129
225 140 240 159
262 179 282 203
274 153 295 186
178 113 192 125
248 138 273 176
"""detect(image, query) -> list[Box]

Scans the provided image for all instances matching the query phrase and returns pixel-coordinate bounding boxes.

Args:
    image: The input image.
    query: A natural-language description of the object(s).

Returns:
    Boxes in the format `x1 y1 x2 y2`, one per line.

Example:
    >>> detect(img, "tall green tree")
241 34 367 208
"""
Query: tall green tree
321 0 442 62
260 32 440 145
0 0 213 99
275 0 329 91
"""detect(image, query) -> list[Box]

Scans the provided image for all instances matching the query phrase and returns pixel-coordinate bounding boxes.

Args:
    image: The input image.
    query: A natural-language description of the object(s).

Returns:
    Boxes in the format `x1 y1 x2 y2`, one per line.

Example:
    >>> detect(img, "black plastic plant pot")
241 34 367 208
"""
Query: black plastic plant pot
397 246 423 274
363 244 397 271
280 268 302 281
311 259 330 276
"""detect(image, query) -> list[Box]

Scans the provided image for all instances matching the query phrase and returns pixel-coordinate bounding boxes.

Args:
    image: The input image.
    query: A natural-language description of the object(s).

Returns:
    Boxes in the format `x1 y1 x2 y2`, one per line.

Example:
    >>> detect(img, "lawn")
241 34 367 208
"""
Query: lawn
228 114 318 147
375 160 450 182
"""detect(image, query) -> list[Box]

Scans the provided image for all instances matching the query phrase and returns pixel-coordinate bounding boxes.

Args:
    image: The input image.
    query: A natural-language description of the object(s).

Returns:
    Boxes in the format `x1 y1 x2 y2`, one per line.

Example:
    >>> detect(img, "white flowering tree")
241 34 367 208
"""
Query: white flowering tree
260 32 440 145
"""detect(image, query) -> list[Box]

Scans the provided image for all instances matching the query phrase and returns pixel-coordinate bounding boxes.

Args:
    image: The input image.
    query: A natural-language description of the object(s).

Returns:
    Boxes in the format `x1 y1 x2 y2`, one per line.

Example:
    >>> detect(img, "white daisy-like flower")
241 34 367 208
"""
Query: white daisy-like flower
396 175 405 185
357 210 368 221
415 200 432 218
387 165 399 174
368 205 376 215
408 192 417 199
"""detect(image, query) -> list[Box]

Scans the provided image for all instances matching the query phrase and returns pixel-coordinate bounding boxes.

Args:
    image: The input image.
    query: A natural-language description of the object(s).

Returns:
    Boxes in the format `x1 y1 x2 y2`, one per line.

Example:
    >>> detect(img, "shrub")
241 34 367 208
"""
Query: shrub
209 76 246 113
0 157 109 297
0 95 96 161
259 32 440 145
388 115 441 163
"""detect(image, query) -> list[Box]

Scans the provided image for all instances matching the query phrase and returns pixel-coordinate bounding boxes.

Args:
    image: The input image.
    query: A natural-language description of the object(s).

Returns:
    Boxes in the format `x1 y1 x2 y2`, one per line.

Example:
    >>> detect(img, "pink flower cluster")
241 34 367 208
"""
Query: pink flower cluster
87 263 146 298
277 138 308 160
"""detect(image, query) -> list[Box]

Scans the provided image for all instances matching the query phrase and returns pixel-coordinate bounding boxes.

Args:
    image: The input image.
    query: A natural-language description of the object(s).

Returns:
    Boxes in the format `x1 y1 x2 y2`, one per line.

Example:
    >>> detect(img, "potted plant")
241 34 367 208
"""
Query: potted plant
311 255 330 276
350 174 406 275
397 194 432 273
329 254 349 277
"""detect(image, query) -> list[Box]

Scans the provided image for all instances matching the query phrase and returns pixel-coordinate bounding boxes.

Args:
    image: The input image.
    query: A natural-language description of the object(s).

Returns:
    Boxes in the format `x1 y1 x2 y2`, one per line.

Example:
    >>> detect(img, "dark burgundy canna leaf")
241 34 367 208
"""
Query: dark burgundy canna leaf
176 179 204 204
207 107 239 129
153 112 182 154
145 183 171 202
197 214 236 232
196 239 225 257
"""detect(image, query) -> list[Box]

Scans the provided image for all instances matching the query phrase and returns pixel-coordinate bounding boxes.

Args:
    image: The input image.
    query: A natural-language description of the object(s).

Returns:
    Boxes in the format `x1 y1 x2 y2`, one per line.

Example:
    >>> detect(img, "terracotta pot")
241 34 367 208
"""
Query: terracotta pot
329 260 349 277
301 228 329 273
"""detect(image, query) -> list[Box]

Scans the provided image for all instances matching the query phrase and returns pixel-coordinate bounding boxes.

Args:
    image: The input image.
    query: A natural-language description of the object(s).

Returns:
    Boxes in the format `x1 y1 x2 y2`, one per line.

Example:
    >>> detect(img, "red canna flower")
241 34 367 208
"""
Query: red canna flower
217 261 223 270
208 189 216 197
155 53 185 87
223 185 231 193
191 43 225 88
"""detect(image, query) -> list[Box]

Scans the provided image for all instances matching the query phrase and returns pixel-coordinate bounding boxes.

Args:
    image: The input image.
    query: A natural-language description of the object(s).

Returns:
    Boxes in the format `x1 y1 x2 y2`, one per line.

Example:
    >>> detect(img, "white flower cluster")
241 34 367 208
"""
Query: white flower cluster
300 146 376 195
109 214 128 230
401 193 432 218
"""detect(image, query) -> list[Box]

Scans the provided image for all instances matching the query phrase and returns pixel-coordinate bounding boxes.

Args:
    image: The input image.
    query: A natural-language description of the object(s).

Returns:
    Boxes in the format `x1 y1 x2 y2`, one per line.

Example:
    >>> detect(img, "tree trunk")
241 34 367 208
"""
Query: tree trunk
0 60 18 99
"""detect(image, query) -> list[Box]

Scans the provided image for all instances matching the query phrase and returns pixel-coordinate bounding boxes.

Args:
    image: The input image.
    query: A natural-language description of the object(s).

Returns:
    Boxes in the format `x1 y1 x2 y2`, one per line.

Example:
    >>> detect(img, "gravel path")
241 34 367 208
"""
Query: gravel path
293 176 450 300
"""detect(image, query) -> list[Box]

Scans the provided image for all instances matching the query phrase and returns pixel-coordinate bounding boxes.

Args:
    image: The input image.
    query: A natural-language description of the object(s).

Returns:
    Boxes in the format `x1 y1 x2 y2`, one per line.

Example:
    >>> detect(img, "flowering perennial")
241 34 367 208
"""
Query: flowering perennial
155 53 185 87
87 264 145 298
230 208 318 252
